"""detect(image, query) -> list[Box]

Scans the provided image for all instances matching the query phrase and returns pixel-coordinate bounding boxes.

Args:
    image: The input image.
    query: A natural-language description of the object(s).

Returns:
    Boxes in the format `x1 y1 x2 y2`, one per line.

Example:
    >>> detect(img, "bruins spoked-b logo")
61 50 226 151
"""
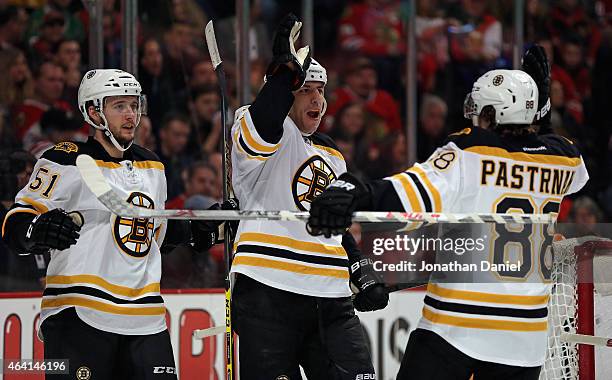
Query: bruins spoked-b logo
492 74 504 86
113 192 155 257
292 156 337 211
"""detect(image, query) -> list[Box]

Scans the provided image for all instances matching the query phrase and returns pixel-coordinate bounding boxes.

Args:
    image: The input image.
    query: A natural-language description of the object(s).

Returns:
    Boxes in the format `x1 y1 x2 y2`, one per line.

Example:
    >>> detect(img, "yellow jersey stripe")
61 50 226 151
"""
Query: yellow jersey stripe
2 208 40 238
95 160 121 169
237 232 347 257
422 307 547 332
465 146 582 167
18 197 49 213
42 296 166 316
46 275 160 298
428 283 549 306
313 144 344 161
391 173 423 212
94 160 164 170
233 256 349 279
240 117 280 154
133 161 165 170
233 128 267 161
409 166 442 212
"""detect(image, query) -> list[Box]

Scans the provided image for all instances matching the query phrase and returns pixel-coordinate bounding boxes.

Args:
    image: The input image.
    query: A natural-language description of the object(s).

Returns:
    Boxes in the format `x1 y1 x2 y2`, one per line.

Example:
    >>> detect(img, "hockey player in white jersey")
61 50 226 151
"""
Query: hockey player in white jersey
308 49 589 379
229 13 386 379
1 69 227 379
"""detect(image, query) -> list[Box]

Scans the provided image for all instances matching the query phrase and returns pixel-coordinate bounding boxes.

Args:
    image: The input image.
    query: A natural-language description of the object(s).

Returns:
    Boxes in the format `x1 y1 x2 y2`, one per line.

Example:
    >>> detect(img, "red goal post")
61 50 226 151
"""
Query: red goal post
541 237 612 380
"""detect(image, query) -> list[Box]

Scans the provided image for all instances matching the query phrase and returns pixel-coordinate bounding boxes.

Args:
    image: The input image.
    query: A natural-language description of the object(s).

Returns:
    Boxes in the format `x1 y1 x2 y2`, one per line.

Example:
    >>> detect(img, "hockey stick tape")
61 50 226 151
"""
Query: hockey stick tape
68 211 84 227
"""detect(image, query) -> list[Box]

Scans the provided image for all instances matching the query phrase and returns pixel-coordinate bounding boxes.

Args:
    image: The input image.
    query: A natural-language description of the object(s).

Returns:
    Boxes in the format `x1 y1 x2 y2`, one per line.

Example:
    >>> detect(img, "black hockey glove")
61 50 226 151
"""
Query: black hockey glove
24 209 82 253
265 13 312 91
192 198 239 252
522 44 551 131
307 172 371 238
350 257 389 312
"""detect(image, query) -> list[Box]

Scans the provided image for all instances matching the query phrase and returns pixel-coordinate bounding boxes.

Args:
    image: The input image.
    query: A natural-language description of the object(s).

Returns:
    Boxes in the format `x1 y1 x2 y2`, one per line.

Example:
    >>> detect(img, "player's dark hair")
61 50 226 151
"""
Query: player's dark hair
480 106 537 137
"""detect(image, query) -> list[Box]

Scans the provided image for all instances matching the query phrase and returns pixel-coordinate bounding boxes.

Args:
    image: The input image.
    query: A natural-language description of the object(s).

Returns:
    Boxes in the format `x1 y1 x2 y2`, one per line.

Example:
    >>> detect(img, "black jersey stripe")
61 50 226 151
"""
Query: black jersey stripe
236 244 349 268
238 134 274 158
43 286 163 305
424 296 548 319
406 172 433 212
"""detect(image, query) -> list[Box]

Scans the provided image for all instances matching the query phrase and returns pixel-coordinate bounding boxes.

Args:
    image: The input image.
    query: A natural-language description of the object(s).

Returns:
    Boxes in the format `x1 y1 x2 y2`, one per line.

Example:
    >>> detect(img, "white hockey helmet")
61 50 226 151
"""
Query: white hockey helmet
303 58 328 119
464 69 538 126
305 58 327 85
78 69 147 151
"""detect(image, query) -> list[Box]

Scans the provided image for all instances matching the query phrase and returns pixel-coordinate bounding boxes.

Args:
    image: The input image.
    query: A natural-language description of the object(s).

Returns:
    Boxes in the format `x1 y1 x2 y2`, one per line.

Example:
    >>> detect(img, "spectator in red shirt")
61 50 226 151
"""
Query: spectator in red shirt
166 161 218 210
337 0 405 96
548 0 601 66
559 35 591 101
538 37 584 124
324 57 401 133
11 61 71 141
338 0 405 57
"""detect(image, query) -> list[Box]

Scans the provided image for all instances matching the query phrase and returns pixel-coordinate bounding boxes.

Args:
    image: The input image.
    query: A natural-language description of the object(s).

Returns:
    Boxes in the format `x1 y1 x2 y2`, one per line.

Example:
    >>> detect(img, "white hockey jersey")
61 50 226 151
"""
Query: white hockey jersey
3 139 168 337
231 109 352 297
385 127 589 366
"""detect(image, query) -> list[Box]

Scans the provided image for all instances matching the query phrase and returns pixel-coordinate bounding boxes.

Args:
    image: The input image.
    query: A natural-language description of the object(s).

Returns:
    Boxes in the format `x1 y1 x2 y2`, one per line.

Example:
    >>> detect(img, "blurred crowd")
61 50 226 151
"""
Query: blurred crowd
0 0 611 291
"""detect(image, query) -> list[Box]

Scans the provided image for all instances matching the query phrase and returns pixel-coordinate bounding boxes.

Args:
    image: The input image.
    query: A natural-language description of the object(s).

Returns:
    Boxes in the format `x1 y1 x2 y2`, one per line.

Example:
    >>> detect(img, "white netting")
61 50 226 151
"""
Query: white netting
540 237 612 380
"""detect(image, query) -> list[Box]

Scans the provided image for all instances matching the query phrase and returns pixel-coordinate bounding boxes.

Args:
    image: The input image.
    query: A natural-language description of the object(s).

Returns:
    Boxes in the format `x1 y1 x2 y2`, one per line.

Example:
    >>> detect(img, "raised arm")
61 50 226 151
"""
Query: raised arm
248 13 312 144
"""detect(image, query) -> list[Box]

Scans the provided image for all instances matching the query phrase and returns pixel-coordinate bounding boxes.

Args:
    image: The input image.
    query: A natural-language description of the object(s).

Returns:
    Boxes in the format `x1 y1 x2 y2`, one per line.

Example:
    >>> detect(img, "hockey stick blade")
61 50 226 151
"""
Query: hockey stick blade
205 21 222 70
76 154 112 197
560 333 612 347
193 325 225 339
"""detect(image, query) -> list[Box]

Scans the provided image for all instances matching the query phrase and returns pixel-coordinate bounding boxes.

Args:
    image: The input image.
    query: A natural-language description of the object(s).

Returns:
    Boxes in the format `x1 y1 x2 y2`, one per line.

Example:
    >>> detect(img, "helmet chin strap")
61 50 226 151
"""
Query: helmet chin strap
97 109 133 152
104 128 133 152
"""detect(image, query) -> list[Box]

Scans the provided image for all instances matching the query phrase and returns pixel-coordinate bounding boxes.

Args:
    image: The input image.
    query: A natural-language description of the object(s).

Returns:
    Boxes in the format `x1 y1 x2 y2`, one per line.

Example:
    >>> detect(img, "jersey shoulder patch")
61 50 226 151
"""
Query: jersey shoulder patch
40 141 88 166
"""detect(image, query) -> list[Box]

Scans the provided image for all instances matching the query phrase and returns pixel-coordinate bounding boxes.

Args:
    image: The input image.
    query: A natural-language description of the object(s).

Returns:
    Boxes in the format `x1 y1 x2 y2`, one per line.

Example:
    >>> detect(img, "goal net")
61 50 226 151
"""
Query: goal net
540 237 612 380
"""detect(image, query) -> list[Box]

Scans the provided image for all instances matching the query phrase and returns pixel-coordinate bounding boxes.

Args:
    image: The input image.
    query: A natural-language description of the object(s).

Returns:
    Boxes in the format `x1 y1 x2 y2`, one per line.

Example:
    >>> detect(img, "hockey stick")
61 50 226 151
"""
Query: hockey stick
74 156 556 225
560 333 612 347
205 20 236 380
193 325 226 339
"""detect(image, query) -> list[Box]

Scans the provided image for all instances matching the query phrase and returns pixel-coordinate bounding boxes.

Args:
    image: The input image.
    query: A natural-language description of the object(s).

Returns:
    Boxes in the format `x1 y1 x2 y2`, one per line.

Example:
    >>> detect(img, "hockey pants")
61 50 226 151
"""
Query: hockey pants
42 307 176 379
232 275 376 380
397 328 541 380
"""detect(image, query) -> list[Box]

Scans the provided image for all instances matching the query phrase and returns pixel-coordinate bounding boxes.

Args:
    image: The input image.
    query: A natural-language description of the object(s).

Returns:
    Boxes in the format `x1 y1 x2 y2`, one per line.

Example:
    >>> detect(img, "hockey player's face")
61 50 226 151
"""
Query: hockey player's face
290 82 325 135
104 96 140 145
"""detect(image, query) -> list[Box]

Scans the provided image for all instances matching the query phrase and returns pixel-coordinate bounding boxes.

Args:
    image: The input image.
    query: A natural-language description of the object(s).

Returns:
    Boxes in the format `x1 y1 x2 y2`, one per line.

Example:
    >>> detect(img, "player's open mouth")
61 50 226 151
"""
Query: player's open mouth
306 111 319 119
